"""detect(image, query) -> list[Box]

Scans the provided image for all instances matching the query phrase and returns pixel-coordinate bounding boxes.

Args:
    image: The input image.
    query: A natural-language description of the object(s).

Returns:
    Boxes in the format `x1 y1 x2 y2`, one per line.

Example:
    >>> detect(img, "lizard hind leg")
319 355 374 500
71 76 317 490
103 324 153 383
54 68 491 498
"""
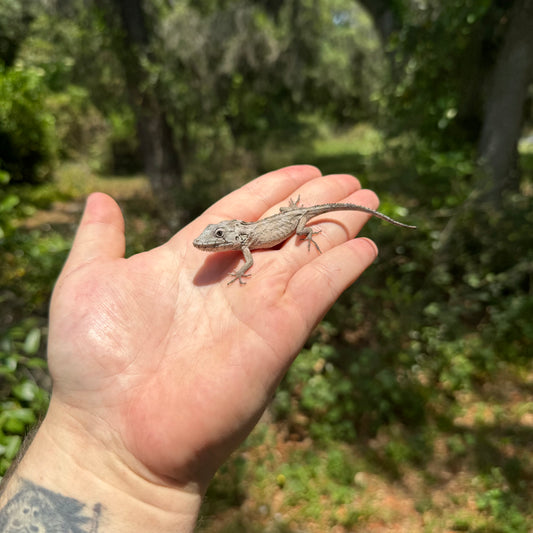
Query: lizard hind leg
280 195 303 212
227 272 251 285
289 195 302 208
298 226 322 253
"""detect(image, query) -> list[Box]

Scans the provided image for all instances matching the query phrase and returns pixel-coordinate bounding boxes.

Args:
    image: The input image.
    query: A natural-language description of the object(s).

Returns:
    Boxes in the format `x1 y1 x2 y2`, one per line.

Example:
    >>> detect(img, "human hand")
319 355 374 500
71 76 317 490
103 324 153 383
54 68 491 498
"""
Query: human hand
46 165 379 493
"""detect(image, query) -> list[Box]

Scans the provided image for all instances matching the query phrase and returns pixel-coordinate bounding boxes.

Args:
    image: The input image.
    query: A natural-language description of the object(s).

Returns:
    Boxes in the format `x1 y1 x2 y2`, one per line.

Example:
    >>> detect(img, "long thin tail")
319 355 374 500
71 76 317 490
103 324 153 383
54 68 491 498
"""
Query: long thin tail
310 203 416 229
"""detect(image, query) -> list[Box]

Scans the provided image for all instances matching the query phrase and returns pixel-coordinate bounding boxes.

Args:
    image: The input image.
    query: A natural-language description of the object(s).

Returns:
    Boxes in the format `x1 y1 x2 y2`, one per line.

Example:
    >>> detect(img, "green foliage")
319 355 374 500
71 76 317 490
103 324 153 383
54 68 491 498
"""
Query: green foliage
1 187 58 477
379 136 477 205
382 0 506 149
473 467 530 533
272 127 532 455
17 9 121 167
0 171 19 242
0 0 38 67
0 168 69 362
1 169 71 332
158 0 381 143
275 342 358 441
0 174 66 477
99 108 141 175
418 192 533 378
23 0 384 191
46 85 109 162
0 319 49 477
275 337 429 441
275 447 362 524
0 64 57 183
2 219 71 320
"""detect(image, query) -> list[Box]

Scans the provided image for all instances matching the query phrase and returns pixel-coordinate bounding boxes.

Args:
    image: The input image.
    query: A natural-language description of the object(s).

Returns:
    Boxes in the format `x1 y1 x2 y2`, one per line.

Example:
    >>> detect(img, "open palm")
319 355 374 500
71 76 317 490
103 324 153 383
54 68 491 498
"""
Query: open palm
46 165 379 490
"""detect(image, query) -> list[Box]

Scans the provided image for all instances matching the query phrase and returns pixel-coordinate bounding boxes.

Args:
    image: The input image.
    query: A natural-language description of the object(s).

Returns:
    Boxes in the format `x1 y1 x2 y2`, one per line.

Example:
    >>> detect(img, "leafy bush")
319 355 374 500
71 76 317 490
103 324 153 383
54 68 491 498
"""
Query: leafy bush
381 1 500 150
0 171 64 478
0 319 49 477
0 64 57 183
100 108 141 175
46 84 109 163
1 206 70 328
272 140 532 442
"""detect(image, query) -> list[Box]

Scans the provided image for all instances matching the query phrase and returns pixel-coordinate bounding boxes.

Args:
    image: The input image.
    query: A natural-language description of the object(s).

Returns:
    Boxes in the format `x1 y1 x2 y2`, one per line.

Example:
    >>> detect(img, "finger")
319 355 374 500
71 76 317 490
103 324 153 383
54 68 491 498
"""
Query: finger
286 237 379 325
62 192 126 274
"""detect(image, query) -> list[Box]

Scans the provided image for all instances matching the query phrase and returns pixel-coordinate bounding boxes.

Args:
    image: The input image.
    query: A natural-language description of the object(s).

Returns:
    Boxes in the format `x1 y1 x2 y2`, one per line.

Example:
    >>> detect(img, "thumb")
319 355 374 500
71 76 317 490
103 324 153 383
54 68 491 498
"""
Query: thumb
62 192 126 273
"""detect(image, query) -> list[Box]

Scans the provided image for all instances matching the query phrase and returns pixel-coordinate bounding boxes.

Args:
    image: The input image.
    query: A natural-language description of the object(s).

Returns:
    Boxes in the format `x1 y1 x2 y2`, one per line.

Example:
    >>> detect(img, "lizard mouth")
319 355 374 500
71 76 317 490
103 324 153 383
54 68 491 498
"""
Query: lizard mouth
193 239 222 251
193 239 209 249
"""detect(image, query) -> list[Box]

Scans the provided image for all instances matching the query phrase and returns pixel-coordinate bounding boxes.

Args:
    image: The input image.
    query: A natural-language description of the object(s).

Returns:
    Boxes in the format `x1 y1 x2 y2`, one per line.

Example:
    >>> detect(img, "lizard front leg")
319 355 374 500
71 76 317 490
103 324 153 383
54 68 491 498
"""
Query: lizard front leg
228 245 254 285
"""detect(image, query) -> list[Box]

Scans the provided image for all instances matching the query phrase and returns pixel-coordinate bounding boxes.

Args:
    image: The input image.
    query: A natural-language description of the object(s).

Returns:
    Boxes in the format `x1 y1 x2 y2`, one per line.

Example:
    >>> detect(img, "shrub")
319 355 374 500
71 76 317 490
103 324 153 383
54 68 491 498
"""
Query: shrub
0 64 56 183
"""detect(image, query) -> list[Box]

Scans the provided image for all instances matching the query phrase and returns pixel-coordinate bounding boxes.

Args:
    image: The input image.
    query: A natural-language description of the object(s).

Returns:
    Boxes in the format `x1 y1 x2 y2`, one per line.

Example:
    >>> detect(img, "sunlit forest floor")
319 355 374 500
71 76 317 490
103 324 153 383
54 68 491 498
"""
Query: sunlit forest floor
10 127 533 533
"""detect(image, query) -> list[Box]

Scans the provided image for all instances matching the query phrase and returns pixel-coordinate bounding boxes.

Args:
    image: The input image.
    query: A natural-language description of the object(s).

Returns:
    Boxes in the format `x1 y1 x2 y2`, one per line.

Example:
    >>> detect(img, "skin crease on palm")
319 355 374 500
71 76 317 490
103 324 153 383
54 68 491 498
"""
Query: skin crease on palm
44 165 380 492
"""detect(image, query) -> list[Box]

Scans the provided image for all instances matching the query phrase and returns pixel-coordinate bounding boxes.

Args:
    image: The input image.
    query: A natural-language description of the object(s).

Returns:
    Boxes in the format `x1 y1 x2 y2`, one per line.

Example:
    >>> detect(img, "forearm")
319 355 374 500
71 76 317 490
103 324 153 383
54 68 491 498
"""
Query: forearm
0 400 202 532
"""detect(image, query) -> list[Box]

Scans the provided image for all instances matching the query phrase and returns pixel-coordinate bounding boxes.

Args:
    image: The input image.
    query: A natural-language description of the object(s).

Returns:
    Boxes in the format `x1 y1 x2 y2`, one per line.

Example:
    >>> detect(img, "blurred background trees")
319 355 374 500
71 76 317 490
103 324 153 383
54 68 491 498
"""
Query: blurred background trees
361 0 533 202
1 0 532 531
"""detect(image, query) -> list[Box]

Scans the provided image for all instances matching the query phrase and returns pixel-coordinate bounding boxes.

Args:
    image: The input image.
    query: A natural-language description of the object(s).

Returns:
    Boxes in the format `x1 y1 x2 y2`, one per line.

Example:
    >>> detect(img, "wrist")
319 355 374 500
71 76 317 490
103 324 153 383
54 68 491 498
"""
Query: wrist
0 398 202 532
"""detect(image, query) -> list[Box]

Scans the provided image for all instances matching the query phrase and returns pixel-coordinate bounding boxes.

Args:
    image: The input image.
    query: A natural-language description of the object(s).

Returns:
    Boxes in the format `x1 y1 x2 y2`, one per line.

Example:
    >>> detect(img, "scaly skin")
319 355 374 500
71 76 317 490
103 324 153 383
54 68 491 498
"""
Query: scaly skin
193 199 416 284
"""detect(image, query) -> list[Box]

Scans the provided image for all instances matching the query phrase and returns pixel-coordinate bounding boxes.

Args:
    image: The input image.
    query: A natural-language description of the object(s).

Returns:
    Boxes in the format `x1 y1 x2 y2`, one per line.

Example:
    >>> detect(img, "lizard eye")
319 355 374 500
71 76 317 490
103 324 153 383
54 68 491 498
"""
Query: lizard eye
214 228 225 238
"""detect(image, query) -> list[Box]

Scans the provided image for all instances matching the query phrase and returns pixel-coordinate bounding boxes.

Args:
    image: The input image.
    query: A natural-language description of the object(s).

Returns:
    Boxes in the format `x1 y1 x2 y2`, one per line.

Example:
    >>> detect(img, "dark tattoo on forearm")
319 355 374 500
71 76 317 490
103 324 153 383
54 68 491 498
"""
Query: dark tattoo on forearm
0 479 102 532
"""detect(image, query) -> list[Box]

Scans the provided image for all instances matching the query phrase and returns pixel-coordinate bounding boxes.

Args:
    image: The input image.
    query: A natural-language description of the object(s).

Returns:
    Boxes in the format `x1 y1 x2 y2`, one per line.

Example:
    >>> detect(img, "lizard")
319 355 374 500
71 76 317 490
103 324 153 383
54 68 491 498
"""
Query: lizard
193 198 416 285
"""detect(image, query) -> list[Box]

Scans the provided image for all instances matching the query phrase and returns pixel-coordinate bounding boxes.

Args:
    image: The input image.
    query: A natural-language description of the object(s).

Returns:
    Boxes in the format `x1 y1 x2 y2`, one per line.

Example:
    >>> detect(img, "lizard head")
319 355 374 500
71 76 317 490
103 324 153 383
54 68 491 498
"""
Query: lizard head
193 220 249 251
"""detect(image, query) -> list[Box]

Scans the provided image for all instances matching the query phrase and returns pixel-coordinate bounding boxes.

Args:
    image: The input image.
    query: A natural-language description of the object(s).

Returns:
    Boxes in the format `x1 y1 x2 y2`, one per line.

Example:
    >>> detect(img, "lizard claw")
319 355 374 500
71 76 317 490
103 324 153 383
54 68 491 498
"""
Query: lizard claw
228 273 251 285
303 230 322 252
288 195 302 208
280 196 303 213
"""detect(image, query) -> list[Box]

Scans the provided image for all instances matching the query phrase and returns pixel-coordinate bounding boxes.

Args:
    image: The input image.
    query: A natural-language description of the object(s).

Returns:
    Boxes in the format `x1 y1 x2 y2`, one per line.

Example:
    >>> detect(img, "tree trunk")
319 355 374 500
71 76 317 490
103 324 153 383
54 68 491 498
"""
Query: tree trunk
357 0 402 77
356 0 400 46
135 92 184 230
97 0 184 229
477 0 533 204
